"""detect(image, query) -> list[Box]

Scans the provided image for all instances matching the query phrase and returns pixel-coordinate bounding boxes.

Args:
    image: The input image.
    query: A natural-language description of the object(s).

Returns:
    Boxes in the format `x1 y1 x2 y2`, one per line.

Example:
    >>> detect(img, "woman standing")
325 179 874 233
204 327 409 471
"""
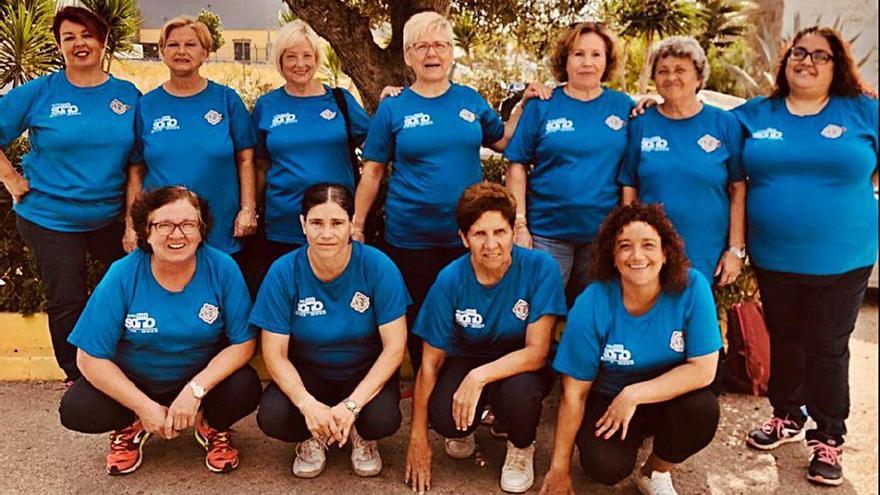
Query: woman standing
0 6 140 385
735 27 877 487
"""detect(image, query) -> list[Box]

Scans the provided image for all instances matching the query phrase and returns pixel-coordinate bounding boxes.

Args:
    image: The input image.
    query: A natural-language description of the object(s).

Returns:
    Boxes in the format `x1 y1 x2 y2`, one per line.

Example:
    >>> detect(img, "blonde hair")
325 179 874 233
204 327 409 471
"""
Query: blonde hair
648 36 710 91
271 20 323 76
403 11 454 49
159 15 213 52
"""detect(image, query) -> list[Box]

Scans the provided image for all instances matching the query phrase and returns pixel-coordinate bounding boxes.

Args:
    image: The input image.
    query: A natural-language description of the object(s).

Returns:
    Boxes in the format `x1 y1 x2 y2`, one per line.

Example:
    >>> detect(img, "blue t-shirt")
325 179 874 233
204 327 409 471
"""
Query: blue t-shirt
619 105 745 281
68 246 255 386
252 86 369 244
250 243 411 381
361 84 505 248
0 72 139 232
553 269 721 397
733 95 878 275
135 81 257 254
414 246 567 359
504 88 634 241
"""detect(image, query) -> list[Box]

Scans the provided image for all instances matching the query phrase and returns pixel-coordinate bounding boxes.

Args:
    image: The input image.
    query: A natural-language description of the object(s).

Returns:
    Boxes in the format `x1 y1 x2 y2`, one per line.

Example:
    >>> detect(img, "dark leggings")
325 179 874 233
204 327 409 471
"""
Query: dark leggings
257 365 401 442
59 366 262 433
576 387 719 486
428 356 555 448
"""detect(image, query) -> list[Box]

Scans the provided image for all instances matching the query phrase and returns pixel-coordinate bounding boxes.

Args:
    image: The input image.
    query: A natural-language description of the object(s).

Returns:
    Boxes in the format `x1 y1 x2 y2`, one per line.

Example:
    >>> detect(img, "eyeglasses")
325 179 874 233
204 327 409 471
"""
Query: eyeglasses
790 46 833 65
150 220 200 236
409 41 451 56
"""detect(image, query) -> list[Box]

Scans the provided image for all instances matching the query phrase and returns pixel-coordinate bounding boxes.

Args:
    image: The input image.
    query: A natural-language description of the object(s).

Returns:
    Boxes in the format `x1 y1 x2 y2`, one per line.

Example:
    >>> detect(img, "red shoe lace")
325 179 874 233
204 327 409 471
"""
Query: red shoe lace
761 417 789 436
109 424 138 453
206 428 233 452
808 440 842 466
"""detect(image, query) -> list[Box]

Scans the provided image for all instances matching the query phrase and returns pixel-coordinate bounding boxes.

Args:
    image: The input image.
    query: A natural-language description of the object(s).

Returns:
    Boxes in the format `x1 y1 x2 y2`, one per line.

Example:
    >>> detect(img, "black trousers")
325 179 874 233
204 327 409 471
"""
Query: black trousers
754 264 871 441
384 244 466 372
257 365 401 442
576 387 720 486
237 228 301 299
16 215 125 382
59 365 262 433
428 356 555 448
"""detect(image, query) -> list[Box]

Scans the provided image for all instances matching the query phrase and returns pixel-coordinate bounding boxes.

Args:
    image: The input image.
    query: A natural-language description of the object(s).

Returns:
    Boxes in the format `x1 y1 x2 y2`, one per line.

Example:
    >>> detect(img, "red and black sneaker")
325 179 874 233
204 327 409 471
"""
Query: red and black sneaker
807 433 844 486
746 416 805 450
106 420 151 475
195 418 239 473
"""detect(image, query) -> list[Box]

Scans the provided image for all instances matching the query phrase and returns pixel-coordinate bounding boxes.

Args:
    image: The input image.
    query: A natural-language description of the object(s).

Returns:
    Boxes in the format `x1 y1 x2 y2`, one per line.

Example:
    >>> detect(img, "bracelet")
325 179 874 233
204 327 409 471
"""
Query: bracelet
241 206 256 212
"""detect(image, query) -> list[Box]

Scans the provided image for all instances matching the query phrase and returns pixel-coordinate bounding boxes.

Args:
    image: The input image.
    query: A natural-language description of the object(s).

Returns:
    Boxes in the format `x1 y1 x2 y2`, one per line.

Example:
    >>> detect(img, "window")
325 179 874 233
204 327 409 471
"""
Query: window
234 40 251 61
142 43 159 60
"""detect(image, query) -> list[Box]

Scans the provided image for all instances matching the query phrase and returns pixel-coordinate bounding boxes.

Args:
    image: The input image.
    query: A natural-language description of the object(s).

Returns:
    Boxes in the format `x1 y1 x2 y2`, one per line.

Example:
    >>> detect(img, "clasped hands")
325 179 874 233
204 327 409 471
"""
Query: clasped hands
299 395 357 447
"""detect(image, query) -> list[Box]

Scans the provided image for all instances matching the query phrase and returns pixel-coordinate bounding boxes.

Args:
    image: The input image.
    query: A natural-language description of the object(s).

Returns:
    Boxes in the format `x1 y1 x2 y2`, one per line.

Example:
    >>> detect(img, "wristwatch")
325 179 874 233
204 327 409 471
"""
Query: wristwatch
188 380 206 400
342 398 360 418
727 245 747 260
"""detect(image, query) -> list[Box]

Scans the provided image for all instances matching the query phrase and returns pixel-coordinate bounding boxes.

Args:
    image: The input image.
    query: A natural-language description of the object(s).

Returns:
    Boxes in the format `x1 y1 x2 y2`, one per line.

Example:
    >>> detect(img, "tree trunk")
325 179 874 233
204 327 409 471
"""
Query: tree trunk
619 37 630 93
285 0 449 112
637 32 655 94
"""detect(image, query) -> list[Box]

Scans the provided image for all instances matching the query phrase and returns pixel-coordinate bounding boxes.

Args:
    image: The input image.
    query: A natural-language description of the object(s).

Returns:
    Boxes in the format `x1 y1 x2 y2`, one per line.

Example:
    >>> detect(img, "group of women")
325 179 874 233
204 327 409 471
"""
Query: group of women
0 5 876 494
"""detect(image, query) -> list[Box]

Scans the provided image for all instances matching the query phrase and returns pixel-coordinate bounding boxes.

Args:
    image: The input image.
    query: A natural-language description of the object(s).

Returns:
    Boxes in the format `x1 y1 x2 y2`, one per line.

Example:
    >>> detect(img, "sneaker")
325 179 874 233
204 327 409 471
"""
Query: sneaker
746 416 805 450
444 433 475 459
806 434 844 486
635 470 678 495
349 426 382 477
292 437 327 478
194 418 239 473
106 420 151 475
500 441 534 493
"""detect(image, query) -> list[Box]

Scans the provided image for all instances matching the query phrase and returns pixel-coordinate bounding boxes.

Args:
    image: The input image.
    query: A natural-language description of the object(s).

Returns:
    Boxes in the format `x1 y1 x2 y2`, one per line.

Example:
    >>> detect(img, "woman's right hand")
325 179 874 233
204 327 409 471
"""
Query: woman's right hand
300 396 341 445
538 468 575 495
2 173 29 204
514 225 533 249
122 222 138 253
351 227 365 243
630 96 659 118
405 437 433 493
380 86 404 100
137 400 172 438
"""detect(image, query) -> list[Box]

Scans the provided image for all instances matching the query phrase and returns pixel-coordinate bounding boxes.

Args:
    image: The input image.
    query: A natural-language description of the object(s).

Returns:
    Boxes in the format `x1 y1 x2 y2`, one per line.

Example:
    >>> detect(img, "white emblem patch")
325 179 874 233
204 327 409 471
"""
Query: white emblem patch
109 99 130 115
350 291 371 313
321 109 337 120
669 330 685 353
199 303 220 324
752 128 783 140
459 109 476 122
697 134 721 153
512 299 530 321
605 114 625 131
820 124 846 139
204 110 223 125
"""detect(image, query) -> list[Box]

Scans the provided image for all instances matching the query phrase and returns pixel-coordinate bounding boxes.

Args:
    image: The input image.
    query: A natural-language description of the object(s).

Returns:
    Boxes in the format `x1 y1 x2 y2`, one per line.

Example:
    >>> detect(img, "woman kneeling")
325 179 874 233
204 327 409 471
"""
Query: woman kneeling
540 203 721 495
253 183 409 478
59 186 262 475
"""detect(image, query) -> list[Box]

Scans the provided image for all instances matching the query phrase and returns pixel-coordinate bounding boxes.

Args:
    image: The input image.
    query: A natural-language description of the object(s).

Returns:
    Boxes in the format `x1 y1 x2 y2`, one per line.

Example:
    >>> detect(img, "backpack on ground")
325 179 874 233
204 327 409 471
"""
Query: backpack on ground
724 301 771 396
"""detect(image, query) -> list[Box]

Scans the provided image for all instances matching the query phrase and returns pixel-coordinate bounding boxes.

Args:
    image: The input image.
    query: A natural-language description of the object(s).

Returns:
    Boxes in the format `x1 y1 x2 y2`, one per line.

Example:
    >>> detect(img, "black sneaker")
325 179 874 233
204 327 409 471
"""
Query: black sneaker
807 433 844 486
746 416 805 450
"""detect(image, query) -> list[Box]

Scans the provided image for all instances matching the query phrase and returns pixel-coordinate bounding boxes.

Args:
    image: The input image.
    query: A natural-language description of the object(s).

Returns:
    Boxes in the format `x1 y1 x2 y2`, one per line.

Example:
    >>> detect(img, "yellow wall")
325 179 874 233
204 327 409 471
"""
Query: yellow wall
140 28 279 63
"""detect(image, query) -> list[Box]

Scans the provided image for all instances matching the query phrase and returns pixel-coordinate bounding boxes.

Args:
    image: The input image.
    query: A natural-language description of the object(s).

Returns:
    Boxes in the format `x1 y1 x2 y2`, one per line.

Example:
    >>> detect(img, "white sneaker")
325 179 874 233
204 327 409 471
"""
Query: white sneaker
349 426 382 477
635 470 679 495
500 441 535 493
444 433 476 459
292 437 327 478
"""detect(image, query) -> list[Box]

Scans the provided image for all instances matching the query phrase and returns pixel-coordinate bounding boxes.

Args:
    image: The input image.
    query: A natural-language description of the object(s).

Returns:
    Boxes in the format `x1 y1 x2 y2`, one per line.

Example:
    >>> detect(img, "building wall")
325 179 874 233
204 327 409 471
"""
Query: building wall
140 28 279 63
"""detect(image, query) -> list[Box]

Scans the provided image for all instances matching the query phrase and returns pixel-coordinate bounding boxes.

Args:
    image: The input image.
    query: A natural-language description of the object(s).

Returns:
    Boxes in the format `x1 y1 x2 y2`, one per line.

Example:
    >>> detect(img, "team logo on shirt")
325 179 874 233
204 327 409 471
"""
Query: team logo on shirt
511 299 530 321
151 115 180 133
320 109 337 120
697 134 721 153
820 124 846 139
455 308 485 329
669 330 685 353
752 128 783 140
641 136 669 152
350 291 371 313
403 112 433 129
109 99 130 115
204 110 223 125
125 313 158 334
459 109 476 123
605 114 625 131
198 303 220 324
50 102 81 118
271 113 298 128
545 118 574 134
601 344 634 365
296 297 326 317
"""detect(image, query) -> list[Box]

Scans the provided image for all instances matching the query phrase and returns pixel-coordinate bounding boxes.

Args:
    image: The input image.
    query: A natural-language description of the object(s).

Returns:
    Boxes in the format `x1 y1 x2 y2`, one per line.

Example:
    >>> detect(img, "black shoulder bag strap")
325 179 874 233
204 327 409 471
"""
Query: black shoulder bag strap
331 87 361 184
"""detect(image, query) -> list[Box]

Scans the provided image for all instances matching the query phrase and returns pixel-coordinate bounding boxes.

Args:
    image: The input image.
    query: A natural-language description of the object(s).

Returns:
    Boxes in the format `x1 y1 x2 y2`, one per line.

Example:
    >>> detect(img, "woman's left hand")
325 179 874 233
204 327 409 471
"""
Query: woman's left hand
715 251 743 287
452 370 485 431
330 403 356 447
233 208 258 237
521 82 553 104
594 387 638 440
166 387 201 433
379 86 403 100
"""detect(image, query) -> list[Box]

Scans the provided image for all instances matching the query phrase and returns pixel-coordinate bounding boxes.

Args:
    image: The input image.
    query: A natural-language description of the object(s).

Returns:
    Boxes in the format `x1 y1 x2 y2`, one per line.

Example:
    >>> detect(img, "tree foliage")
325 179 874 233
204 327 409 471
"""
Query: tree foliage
0 0 60 88
197 8 225 54
79 0 142 71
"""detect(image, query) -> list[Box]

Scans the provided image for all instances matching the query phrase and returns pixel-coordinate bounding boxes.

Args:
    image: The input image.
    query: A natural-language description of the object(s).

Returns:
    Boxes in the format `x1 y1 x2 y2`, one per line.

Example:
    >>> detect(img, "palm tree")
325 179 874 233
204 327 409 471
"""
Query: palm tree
696 0 752 49
0 0 60 88
453 12 478 68
79 0 142 72
319 44 346 88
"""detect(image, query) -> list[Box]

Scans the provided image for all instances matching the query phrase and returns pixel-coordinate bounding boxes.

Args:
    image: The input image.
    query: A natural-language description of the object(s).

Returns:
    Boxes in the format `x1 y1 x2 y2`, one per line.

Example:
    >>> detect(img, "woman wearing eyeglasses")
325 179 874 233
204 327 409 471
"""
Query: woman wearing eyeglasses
355 11 532 373
734 27 877 487
59 186 261 476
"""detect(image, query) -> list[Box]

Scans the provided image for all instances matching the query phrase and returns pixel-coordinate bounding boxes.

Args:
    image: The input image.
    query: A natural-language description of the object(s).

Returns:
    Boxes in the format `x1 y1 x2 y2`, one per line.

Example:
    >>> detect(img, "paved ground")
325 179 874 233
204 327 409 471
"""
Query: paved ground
0 300 875 495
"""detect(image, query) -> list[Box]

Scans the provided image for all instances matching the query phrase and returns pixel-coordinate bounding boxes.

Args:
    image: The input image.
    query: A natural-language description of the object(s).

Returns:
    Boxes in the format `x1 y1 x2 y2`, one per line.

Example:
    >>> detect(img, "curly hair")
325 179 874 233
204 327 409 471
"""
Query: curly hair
550 22 619 83
588 203 691 293
130 186 212 253
771 25 877 99
455 182 516 233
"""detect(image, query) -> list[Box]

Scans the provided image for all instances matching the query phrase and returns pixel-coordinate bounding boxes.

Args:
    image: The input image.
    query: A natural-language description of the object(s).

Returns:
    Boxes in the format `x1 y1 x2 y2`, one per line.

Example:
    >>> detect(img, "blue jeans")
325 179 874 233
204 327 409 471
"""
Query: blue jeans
531 234 592 305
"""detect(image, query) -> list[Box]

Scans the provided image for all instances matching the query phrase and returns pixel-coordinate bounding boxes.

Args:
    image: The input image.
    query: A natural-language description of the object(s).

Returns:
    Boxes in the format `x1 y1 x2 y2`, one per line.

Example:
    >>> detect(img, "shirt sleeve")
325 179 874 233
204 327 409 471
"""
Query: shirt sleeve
227 88 257 151
684 271 723 358
723 111 746 182
369 249 412 326
502 99 540 164
618 115 642 188
361 99 394 163
859 95 879 158
343 89 371 146
67 260 129 359
552 285 603 381
251 97 270 160
0 77 44 147
249 256 296 335
217 254 256 344
477 93 505 146
526 252 567 323
412 269 456 352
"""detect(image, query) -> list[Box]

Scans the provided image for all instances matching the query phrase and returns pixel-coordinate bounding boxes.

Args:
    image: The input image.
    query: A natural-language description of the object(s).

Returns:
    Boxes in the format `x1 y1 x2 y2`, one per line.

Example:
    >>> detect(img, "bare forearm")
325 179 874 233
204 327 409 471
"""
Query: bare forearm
237 150 256 210
624 358 717 405
353 161 385 231
728 181 746 247
506 164 528 217
621 186 638 206
124 164 144 219
548 391 586 472
264 352 315 409
0 148 20 181
471 345 547 385
78 352 154 415
347 343 405 408
410 363 441 440
190 340 255 392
